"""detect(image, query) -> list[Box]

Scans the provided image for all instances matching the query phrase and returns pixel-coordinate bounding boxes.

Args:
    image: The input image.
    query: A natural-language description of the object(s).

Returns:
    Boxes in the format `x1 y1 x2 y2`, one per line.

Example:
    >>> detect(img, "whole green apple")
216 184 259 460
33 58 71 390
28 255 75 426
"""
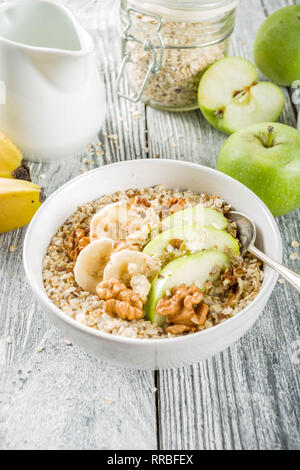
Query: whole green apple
198 57 285 134
254 5 300 86
217 123 300 217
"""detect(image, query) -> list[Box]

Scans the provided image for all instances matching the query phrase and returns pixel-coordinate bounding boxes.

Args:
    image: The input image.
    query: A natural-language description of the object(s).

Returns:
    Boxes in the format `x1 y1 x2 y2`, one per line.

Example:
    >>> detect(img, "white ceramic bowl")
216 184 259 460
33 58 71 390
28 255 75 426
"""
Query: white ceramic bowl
23 160 282 370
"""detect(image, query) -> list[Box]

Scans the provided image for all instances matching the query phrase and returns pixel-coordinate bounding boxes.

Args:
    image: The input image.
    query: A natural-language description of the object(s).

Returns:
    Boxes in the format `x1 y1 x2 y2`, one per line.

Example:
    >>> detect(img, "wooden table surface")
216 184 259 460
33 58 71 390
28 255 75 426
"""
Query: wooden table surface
0 0 299 450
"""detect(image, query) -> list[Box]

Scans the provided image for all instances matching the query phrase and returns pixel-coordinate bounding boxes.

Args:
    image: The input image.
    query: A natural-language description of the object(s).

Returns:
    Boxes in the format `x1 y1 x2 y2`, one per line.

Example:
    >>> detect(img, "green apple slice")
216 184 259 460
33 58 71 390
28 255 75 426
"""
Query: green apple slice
145 251 231 326
143 226 239 259
162 206 228 231
198 56 285 134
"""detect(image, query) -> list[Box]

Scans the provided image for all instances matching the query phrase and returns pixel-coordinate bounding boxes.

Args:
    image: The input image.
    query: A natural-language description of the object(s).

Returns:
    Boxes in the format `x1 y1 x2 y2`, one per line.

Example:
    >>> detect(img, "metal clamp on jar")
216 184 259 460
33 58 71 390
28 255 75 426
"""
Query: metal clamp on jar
116 0 239 112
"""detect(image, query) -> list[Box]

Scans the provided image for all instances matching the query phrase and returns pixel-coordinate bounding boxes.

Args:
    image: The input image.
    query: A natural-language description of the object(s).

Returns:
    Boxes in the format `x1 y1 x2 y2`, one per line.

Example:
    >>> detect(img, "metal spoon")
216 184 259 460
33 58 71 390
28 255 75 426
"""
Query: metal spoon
228 211 300 292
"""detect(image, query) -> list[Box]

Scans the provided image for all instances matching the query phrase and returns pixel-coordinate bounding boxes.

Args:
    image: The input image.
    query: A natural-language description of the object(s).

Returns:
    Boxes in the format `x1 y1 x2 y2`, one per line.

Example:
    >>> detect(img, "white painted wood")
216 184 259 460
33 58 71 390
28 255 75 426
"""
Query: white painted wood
0 0 299 450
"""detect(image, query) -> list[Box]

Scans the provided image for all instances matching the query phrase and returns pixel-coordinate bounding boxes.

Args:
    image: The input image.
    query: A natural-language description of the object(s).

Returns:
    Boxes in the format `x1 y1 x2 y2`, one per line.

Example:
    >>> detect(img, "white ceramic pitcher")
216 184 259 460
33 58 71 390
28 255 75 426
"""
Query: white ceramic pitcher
0 0 106 162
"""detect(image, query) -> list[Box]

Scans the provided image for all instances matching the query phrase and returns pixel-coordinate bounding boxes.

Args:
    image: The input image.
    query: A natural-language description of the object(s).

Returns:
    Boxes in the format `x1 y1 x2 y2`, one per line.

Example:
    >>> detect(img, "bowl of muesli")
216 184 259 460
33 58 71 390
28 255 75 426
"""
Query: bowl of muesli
23 159 282 369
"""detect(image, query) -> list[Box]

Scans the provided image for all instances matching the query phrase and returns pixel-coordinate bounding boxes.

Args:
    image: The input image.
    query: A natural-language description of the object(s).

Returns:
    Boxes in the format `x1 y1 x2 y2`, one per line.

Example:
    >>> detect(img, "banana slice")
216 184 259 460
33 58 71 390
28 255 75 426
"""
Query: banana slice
74 238 114 294
127 207 160 245
103 250 161 287
90 201 145 241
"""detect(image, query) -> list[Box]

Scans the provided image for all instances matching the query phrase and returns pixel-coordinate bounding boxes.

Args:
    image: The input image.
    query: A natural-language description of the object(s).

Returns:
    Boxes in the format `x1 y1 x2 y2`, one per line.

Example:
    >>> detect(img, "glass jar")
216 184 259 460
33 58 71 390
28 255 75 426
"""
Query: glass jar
116 0 239 111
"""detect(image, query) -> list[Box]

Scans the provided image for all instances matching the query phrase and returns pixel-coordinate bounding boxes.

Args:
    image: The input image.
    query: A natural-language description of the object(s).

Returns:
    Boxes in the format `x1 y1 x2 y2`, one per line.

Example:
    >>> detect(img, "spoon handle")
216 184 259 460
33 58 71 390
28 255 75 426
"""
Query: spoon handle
249 245 300 292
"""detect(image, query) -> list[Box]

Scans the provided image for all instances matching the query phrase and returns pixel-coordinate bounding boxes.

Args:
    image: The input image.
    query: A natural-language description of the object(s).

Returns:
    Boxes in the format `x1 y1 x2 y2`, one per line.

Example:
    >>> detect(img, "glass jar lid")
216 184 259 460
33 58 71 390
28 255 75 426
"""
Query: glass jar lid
128 0 239 20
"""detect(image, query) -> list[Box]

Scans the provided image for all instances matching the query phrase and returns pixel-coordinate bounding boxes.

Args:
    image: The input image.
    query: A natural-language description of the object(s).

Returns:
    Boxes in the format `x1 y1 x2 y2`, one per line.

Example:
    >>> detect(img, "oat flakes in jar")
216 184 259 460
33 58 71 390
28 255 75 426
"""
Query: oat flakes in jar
116 0 239 111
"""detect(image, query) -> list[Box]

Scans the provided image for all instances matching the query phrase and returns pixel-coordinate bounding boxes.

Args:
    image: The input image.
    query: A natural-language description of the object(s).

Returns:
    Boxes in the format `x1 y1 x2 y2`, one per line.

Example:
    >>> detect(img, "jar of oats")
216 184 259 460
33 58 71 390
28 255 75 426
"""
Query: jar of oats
116 0 238 111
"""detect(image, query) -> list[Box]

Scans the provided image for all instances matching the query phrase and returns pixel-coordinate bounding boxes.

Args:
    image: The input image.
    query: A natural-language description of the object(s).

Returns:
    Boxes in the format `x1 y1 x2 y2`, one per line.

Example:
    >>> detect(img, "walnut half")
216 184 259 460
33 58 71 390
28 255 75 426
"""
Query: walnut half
156 284 209 335
97 279 144 320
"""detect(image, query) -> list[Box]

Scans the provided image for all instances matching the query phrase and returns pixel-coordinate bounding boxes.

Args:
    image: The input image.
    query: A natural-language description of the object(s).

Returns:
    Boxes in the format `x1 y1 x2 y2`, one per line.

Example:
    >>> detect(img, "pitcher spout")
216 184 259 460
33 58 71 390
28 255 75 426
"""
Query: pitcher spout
0 0 85 52
0 0 95 90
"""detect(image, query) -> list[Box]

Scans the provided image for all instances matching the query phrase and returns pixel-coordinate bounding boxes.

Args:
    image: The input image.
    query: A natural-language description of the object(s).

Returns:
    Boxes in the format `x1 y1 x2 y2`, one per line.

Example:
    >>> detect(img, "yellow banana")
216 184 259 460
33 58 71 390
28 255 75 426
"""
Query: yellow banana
0 178 44 233
0 130 31 181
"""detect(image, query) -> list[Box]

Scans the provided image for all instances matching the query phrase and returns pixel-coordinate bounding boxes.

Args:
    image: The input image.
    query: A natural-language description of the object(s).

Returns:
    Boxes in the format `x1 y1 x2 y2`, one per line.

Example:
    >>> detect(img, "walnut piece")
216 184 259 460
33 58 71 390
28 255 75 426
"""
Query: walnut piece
166 196 179 207
65 228 90 261
169 238 184 250
221 265 247 307
156 284 209 334
169 197 186 214
134 196 152 208
165 324 191 335
97 279 144 320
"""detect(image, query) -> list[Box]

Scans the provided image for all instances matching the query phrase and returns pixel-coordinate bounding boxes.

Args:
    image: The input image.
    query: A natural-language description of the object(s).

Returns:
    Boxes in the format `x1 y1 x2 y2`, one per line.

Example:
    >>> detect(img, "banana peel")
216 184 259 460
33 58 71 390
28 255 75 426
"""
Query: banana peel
0 178 45 233
0 130 31 181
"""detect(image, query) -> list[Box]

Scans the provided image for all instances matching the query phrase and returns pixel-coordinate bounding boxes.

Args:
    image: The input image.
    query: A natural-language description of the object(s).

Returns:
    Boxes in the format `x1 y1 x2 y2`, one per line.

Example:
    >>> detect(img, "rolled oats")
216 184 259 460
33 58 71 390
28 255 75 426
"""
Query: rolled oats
126 13 228 110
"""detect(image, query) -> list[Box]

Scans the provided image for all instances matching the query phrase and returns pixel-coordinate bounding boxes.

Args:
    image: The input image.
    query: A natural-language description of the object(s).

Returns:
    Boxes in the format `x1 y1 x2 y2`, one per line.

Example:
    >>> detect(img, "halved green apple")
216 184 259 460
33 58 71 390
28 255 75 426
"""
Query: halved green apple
145 251 231 326
162 206 228 231
198 56 285 134
143 226 239 260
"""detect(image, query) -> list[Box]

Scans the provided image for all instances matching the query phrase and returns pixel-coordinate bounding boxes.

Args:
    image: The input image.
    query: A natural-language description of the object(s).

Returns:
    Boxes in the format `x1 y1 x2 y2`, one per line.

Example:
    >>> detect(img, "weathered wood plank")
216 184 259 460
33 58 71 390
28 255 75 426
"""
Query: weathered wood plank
0 1 156 450
146 0 300 450
0 332 156 450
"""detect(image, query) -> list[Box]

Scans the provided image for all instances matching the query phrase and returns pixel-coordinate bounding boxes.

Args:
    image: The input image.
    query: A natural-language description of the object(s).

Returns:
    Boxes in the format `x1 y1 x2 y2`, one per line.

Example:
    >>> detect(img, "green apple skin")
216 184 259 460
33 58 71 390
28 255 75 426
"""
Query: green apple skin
217 123 300 217
254 6 300 86
145 251 231 326
143 226 239 260
162 206 228 231
198 57 285 135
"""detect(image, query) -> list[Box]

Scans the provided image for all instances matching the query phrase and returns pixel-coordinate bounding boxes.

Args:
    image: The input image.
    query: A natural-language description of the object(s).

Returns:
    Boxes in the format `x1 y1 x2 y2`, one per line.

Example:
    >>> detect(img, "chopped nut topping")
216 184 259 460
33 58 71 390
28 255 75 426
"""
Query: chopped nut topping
221 266 237 286
166 196 178 207
97 279 144 320
165 324 192 335
226 278 244 307
222 265 247 288
56 265 67 272
157 284 209 334
134 196 152 207
169 198 186 214
65 228 90 261
169 239 184 250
